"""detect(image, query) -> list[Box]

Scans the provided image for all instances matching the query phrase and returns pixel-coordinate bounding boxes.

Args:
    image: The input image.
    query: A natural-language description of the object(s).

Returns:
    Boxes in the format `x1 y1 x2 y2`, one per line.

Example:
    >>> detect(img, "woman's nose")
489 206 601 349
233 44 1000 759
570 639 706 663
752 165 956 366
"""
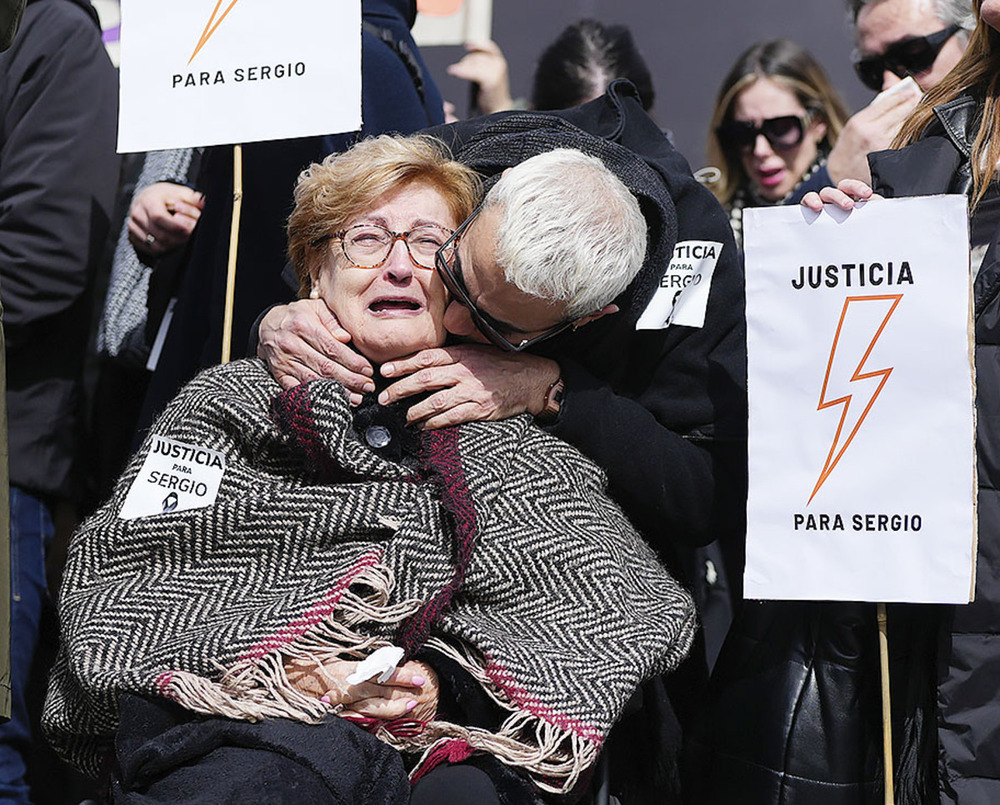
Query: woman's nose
383 239 415 282
752 133 773 157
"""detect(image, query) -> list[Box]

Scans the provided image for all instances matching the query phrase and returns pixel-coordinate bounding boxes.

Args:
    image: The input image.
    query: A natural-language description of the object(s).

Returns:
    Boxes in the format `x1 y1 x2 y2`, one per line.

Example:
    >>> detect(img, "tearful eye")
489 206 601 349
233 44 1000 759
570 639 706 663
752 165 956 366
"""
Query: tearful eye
353 233 388 246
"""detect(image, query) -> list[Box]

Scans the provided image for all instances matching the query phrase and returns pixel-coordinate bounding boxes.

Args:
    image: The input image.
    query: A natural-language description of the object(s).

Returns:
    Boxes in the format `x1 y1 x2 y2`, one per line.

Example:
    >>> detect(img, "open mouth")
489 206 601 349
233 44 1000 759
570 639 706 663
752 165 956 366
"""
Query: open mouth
756 166 785 188
368 298 422 313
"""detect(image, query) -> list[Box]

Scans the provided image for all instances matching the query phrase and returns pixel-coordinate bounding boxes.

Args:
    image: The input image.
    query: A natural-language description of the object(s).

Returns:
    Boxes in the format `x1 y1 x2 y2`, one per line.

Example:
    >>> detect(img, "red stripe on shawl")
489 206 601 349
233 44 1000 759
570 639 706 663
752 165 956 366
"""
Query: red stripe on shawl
485 659 604 744
239 550 383 661
341 713 426 738
270 383 327 468
396 428 478 658
409 739 475 784
154 672 174 698
152 551 383 698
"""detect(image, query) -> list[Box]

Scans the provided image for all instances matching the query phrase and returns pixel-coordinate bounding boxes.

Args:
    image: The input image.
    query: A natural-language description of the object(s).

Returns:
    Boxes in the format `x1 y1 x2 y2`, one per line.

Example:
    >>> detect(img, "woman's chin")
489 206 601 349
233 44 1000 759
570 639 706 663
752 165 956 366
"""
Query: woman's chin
353 324 445 367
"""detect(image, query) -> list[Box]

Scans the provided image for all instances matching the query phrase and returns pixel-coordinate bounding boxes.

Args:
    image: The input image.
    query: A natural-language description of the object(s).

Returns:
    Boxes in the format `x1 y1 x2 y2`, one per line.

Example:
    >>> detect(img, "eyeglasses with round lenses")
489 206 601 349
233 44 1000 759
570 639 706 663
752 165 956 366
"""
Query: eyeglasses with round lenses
852 24 961 92
317 223 456 270
716 115 807 154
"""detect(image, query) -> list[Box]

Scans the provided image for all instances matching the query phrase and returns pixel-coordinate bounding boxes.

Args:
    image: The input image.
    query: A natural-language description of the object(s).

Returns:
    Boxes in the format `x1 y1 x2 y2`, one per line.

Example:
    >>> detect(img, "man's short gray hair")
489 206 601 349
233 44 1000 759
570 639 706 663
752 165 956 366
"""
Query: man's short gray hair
484 148 647 320
848 0 975 35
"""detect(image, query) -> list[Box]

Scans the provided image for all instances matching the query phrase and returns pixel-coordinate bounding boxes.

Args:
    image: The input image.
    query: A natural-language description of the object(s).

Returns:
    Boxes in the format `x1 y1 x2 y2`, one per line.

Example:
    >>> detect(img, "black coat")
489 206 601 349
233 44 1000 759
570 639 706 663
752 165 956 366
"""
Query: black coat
428 80 748 565
869 91 1000 805
0 0 119 498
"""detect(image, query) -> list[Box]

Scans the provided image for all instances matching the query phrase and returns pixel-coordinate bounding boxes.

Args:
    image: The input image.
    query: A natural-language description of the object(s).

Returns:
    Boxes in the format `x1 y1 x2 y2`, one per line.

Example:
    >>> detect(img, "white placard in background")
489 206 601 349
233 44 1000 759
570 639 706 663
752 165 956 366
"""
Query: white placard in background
411 0 492 46
744 196 976 604
118 0 361 153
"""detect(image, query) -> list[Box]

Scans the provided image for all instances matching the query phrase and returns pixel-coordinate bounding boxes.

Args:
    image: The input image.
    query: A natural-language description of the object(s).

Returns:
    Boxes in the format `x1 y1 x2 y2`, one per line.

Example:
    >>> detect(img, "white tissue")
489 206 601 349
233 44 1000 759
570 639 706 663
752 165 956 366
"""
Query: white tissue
346 645 405 685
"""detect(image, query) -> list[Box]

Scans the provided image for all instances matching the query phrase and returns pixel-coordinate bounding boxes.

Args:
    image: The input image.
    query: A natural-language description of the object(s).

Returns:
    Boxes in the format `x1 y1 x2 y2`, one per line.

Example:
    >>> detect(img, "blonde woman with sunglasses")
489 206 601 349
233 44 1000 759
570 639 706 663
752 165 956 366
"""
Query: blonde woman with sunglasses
705 39 851 248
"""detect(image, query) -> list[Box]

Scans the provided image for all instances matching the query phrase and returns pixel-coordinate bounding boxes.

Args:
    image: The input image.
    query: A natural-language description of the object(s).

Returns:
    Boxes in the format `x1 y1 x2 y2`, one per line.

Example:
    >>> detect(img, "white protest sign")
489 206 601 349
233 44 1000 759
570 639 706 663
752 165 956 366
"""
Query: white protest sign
119 436 225 520
411 0 492 46
118 0 361 153
744 196 975 604
635 240 723 330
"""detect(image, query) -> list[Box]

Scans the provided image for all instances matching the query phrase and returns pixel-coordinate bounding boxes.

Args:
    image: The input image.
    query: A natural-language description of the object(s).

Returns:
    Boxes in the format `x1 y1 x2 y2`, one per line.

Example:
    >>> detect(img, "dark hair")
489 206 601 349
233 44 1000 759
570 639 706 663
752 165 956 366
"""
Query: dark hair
530 19 654 112
705 38 851 206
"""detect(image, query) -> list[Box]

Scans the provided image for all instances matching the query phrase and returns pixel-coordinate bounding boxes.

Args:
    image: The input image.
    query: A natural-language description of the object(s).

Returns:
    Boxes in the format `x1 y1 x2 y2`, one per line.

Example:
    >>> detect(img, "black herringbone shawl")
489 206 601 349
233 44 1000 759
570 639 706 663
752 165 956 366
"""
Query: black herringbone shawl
43 360 695 793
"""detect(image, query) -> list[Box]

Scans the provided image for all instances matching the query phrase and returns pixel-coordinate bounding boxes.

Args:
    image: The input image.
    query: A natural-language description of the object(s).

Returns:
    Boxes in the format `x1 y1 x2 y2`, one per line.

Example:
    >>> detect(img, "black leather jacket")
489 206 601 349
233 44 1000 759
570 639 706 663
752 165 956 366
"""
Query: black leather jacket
869 91 1000 805
681 98 995 805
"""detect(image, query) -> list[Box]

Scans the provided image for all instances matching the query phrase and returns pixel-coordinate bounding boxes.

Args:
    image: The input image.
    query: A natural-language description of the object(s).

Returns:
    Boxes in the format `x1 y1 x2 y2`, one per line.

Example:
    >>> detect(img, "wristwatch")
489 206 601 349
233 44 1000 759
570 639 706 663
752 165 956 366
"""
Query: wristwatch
536 378 565 424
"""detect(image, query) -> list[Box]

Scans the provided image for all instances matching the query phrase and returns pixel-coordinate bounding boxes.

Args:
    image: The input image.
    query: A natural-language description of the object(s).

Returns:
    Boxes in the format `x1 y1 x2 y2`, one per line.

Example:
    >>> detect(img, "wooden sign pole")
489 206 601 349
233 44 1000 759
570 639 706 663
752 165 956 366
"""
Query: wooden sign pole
878 602 894 804
221 143 244 364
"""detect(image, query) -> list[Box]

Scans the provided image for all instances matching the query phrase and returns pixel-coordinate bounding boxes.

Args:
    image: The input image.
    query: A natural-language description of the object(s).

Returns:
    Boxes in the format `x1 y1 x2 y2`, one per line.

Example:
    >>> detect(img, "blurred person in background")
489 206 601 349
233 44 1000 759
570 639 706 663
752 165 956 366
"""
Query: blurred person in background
706 39 851 248
0 0 118 800
851 0 972 93
90 149 204 502
447 18 655 116
824 0 974 186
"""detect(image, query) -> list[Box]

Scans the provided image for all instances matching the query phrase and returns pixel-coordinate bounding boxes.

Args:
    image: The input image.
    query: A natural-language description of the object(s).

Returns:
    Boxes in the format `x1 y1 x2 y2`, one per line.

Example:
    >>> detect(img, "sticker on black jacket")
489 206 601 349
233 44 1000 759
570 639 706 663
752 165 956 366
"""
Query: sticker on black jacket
119 436 225 520
636 240 723 330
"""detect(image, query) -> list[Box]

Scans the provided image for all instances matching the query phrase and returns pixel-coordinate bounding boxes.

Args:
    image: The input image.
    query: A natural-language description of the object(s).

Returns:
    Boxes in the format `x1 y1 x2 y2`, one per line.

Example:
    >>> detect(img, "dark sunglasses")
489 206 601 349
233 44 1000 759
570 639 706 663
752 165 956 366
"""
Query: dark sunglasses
434 205 574 353
853 24 961 92
716 115 807 153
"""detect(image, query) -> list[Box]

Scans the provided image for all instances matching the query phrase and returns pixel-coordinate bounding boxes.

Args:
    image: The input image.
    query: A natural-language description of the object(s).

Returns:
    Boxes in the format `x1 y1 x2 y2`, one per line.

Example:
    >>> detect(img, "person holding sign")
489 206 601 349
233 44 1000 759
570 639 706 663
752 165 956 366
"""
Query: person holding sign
43 134 696 804
794 2 1000 800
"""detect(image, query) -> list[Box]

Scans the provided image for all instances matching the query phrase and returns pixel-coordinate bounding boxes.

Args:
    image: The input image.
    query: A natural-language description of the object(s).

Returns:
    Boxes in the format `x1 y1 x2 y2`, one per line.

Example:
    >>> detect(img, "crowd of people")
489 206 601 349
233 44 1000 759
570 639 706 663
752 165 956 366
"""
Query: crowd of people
0 0 997 802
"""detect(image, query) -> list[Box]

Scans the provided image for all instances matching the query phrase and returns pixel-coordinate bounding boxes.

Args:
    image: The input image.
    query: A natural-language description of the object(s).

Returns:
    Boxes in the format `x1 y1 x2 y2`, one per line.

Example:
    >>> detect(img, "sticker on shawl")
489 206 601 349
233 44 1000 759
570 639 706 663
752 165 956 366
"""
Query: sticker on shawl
636 240 723 330
118 436 225 520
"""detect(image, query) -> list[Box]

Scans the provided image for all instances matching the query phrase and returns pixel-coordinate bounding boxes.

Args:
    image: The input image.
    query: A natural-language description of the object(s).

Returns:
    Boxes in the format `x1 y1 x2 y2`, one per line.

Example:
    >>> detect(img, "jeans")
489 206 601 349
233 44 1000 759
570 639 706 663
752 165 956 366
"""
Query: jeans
0 487 53 803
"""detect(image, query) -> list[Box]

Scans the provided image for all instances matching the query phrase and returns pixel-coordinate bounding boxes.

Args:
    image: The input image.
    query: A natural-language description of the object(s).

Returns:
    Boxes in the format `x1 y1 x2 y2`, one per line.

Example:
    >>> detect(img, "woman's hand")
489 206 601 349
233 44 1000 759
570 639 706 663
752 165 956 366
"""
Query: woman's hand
801 179 882 212
286 657 439 722
128 182 204 259
257 299 375 401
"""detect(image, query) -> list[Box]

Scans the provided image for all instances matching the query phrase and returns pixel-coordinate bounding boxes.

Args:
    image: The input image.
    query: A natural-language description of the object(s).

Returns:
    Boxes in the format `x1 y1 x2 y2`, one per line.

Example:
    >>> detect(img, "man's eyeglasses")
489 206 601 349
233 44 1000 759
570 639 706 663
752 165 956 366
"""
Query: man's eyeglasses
853 24 961 92
716 115 808 154
312 223 454 270
434 205 574 353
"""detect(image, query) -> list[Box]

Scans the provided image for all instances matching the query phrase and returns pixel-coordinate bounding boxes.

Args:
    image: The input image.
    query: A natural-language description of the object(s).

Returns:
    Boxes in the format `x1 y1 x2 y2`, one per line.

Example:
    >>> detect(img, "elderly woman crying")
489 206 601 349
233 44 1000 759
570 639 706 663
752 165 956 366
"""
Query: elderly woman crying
43 134 696 804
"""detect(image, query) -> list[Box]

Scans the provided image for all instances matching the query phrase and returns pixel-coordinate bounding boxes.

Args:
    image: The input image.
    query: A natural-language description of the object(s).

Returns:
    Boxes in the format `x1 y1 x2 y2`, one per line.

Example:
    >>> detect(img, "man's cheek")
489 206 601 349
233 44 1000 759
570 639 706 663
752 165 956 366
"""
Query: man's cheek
443 303 487 342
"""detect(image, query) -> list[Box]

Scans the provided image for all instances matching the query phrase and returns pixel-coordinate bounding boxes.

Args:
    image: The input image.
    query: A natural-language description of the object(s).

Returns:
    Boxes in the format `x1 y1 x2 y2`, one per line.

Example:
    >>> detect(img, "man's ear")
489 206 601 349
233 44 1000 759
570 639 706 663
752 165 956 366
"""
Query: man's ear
572 303 618 330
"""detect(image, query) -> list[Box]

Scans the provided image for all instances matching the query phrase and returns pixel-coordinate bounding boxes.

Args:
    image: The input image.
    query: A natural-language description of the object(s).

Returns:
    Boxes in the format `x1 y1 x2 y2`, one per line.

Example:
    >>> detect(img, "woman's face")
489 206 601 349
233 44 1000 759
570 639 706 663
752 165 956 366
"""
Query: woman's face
731 77 827 202
311 181 454 365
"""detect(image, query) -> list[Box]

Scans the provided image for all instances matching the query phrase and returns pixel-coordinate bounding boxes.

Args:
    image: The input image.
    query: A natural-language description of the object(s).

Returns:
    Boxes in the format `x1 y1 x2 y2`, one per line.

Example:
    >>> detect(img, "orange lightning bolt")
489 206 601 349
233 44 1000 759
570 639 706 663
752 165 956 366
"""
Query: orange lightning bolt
808 294 903 505
189 0 243 64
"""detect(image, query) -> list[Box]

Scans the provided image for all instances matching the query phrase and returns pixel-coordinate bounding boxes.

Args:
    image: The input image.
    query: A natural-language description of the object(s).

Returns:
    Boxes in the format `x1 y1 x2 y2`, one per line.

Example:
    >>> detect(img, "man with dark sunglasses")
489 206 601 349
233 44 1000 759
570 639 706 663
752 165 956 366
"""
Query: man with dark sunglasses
827 0 975 185
851 0 971 93
825 0 973 187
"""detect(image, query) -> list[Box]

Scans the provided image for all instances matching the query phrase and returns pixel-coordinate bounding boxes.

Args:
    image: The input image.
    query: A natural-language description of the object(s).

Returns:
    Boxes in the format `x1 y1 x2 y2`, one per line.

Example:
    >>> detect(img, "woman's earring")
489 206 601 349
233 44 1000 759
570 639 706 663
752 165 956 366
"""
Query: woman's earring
309 287 320 300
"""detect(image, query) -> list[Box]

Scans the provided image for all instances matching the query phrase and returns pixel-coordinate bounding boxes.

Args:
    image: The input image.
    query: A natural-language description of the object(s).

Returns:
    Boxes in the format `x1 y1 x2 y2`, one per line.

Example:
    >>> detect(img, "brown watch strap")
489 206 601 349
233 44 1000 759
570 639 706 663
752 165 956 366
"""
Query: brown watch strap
536 378 565 424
